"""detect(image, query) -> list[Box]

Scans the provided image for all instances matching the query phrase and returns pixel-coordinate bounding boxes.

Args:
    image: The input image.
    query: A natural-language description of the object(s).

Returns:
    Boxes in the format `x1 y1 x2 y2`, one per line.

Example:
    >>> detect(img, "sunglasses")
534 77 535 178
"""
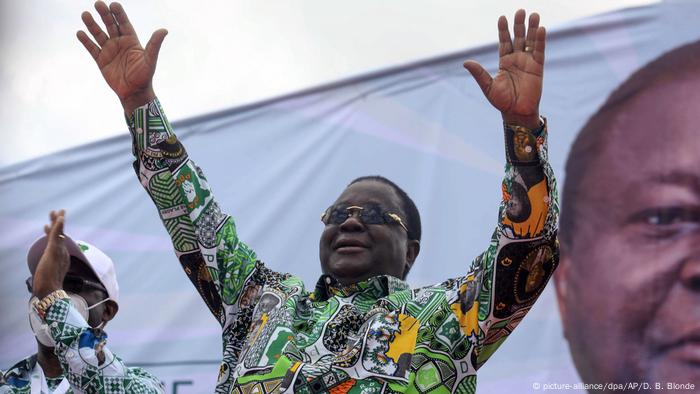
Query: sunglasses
321 203 408 233
26 274 108 295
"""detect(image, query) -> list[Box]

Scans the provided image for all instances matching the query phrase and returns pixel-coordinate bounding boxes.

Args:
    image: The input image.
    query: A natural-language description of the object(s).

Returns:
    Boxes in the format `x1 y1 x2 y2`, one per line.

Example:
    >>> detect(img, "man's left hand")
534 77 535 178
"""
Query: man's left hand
464 9 545 130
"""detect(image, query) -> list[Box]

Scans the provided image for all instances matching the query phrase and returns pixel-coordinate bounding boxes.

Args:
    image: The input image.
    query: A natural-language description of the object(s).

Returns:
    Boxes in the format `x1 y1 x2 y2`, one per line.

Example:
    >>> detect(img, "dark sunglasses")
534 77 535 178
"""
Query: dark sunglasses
26 274 108 295
321 203 408 233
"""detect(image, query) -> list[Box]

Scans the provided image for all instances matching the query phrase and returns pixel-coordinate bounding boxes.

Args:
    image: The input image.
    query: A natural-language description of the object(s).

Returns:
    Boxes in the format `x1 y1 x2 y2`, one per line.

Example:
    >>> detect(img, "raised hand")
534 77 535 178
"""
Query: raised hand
32 210 71 299
77 1 168 114
464 9 545 130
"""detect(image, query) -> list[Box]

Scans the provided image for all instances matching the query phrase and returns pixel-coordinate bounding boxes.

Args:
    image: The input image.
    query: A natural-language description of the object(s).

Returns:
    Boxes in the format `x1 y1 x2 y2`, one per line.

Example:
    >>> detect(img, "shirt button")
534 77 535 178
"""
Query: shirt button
325 277 332 284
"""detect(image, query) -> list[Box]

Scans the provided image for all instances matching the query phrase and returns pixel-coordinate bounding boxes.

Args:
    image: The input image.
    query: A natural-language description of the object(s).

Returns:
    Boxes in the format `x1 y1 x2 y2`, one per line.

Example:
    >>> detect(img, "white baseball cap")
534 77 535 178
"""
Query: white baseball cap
27 235 120 306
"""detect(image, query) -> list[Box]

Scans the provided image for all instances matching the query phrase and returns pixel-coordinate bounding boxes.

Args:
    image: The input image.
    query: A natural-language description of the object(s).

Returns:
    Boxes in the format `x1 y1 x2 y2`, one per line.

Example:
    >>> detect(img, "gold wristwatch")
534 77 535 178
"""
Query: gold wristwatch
33 289 69 319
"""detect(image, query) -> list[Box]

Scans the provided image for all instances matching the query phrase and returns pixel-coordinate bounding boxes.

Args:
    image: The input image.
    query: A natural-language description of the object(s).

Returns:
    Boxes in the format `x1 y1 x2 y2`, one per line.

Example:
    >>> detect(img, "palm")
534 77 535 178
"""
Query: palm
77 2 167 104
488 52 542 117
96 36 153 100
464 10 546 127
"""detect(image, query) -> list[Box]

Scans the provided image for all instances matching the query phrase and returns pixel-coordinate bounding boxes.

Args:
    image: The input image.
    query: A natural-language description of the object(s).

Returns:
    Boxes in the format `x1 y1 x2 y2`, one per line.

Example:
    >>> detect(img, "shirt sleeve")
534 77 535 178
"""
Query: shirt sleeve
125 98 288 328
42 298 164 394
443 119 560 369
0 383 27 393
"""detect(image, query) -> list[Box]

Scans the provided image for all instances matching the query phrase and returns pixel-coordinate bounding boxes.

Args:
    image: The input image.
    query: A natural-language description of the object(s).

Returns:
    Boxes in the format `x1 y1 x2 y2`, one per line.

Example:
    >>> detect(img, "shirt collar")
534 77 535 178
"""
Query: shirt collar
312 274 410 301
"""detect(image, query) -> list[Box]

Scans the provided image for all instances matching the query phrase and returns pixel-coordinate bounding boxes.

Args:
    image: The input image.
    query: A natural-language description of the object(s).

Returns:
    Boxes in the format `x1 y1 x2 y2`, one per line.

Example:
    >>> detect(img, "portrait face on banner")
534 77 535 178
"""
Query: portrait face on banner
556 40 700 391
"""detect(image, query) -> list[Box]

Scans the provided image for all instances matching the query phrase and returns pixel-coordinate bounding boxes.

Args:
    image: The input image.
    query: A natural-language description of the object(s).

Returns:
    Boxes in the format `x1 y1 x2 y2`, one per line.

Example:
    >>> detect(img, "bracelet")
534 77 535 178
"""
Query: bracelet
33 289 69 319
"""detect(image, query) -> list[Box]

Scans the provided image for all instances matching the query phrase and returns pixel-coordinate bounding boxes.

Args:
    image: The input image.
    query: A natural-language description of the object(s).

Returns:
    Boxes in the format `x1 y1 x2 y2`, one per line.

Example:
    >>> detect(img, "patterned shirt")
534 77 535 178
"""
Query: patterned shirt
126 98 559 394
0 301 163 393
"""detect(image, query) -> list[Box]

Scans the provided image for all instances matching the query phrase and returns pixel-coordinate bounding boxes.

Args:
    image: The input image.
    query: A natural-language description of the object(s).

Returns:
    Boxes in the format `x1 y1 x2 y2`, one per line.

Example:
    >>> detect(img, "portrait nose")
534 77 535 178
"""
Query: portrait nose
679 255 700 292
339 211 365 232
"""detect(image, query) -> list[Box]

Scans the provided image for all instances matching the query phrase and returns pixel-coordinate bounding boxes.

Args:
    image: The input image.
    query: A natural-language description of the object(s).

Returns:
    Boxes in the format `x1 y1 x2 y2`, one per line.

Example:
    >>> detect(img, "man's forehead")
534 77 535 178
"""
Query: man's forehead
594 79 698 169
568 78 700 218
334 181 402 208
623 76 696 127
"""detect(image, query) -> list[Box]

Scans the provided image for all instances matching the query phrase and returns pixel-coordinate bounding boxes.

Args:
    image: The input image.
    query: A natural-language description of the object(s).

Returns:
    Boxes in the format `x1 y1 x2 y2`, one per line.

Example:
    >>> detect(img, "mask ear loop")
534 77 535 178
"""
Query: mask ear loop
87 297 111 331
86 297 111 311
69 293 112 328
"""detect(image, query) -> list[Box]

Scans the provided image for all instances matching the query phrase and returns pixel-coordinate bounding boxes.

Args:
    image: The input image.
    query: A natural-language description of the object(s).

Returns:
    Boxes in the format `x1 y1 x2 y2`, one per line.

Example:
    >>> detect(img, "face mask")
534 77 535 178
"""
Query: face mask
28 293 111 347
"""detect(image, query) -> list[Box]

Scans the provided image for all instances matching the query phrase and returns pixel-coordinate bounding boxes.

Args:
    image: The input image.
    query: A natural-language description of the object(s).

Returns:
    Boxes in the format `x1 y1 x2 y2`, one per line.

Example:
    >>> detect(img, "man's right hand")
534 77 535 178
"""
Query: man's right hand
77 1 168 115
32 210 70 299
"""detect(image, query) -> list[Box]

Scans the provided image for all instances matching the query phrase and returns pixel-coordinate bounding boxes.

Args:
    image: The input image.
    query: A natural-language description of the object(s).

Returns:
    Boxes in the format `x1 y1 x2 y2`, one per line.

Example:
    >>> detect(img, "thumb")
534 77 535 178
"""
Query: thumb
145 28 168 66
463 60 493 96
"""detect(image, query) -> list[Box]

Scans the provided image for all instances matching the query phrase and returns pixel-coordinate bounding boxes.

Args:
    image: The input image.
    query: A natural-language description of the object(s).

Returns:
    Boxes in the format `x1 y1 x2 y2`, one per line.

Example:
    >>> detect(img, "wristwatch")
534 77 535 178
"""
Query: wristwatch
33 289 69 319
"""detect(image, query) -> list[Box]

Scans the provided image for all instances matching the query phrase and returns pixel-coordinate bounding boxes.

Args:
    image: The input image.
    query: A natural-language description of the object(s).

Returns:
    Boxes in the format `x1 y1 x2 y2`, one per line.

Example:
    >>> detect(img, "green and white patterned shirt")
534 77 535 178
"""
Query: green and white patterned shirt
126 98 559 394
0 300 164 394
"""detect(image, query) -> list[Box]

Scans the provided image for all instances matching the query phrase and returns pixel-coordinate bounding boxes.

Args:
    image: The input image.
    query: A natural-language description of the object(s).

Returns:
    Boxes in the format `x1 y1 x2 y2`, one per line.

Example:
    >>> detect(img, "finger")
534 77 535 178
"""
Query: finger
533 26 546 65
524 13 540 53
512 9 527 52
77 30 101 60
110 2 137 36
52 209 65 225
144 29 168 66
497 15 513 56
45 211 57 239
95 1 120 38
463 60 493 96
82 11 109 46
48 213 65 242
54 217 65 240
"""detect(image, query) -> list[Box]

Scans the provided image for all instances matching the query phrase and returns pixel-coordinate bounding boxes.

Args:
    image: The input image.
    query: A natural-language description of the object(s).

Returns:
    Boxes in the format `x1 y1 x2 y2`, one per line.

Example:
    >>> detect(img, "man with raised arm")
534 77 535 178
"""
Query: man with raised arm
0 210 164 394
78 2 558 393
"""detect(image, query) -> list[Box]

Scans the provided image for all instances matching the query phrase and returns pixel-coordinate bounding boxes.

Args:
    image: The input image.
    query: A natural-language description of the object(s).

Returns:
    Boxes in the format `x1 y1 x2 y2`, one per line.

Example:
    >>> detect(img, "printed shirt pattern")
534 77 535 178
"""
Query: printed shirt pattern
0 300 163 393
1 356 61 393
126 98 559 394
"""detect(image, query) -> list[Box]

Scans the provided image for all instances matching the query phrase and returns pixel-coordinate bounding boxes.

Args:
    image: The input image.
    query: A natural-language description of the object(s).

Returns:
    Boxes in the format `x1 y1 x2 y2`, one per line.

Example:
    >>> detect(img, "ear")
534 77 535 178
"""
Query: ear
554 246 570 340
101 300 119 323
403 240 420 278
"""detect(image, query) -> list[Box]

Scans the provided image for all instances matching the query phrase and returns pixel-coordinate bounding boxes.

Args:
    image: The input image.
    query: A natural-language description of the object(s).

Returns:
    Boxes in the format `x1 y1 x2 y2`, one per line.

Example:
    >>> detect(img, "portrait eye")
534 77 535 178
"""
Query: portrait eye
629 206 700 239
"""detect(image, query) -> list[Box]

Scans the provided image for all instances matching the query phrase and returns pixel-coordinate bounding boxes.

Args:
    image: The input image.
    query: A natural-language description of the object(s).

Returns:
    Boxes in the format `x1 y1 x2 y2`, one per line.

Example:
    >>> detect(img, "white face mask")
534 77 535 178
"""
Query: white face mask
28 293 111 347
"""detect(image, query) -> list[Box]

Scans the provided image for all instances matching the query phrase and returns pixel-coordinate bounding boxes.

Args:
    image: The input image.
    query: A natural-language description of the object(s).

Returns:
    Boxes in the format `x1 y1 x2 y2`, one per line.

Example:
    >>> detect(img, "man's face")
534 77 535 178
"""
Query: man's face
64 257 112 327
319 180 417 285
557 75 700 390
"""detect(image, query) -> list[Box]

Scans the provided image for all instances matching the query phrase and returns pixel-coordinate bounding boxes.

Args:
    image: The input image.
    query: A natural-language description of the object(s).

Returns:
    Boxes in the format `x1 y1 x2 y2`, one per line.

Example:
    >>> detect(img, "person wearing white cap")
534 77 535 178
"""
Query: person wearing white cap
0 210 164 394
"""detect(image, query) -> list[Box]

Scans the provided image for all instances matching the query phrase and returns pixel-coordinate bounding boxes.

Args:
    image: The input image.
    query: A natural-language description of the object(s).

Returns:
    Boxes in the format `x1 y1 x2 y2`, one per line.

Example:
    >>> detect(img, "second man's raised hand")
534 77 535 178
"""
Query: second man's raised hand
31 210 70 299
